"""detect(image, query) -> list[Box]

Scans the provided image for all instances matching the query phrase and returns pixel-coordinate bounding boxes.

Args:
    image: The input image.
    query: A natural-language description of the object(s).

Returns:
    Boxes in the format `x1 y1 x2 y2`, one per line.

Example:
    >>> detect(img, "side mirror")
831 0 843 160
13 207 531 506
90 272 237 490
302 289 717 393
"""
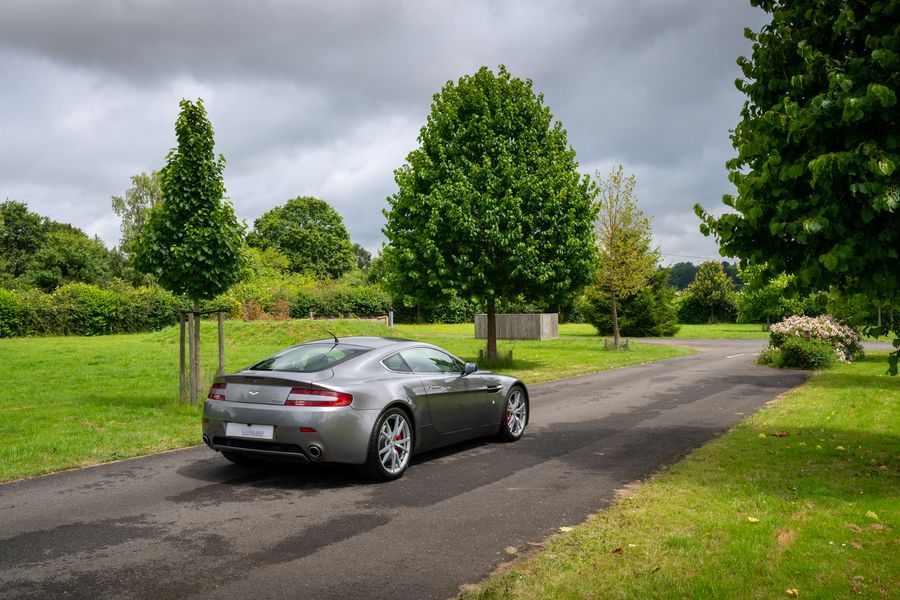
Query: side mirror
463 362 477 375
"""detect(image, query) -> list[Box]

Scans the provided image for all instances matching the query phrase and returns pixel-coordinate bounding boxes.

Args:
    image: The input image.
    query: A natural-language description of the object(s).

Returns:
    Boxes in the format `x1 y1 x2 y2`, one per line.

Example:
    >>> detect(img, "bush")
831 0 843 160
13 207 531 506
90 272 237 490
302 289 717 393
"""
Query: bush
778 337 835 370
580 270 680 337
756 344 782 367
769 314 863 362
289 283 392 319
0 289 21 337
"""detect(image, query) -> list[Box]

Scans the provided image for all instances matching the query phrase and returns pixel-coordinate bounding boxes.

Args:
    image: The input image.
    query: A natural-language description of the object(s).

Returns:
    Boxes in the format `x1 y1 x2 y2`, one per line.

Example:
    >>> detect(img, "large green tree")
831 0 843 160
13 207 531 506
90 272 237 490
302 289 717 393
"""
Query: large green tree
696 0 900 372
667 262 698 290
248 196 354 280
133 99 245 402
0 200 47 279
593 165 659 349
111 171 162 255
684 261 736 324
27 229 113 291
383 66 598 361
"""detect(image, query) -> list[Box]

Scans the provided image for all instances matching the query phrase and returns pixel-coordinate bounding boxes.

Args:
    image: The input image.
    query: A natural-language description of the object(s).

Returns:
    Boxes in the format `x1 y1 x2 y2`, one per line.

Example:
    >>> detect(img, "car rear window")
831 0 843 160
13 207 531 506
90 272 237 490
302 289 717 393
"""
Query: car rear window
249 343 371 373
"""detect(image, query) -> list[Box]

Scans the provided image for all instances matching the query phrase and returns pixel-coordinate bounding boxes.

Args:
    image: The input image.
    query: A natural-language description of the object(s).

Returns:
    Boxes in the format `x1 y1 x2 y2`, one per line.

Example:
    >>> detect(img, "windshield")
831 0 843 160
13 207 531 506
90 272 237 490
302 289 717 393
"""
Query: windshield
249 343 371 373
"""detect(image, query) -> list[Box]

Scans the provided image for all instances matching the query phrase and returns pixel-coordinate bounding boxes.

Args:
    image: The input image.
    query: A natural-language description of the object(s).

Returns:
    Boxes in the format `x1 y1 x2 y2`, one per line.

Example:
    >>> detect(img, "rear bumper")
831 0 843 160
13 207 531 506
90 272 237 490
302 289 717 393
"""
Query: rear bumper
203 400 379 465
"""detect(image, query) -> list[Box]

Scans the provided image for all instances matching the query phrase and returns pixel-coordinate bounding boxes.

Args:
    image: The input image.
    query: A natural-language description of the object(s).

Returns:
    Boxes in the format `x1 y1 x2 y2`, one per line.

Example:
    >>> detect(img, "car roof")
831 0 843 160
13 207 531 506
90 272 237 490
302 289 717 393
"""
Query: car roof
303 336 414 349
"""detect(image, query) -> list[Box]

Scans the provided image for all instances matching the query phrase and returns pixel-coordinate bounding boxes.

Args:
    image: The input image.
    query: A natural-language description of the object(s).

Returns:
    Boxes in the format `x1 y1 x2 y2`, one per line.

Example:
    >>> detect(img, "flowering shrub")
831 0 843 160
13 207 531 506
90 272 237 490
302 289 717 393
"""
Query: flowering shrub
768 314 863 363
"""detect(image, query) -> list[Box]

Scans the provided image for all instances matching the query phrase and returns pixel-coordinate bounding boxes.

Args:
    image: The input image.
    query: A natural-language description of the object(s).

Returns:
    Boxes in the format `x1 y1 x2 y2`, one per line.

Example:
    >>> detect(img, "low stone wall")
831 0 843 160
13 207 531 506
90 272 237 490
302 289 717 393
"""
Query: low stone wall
474 313 559 340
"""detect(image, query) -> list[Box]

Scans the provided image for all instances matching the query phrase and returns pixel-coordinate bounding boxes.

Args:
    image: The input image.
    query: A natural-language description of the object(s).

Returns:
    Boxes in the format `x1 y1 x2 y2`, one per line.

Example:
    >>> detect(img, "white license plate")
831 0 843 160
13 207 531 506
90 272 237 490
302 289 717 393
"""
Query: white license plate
225 422 275 440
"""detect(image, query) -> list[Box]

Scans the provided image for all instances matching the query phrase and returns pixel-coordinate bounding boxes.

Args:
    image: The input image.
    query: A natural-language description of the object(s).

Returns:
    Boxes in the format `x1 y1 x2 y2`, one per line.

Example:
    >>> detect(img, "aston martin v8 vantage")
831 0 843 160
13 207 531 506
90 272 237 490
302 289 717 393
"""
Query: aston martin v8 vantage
202 336 529 480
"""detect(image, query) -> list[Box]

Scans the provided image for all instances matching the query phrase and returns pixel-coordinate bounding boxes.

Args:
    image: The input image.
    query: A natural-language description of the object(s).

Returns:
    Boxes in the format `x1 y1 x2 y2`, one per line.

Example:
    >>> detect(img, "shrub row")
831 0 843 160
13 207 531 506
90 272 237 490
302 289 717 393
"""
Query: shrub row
0 283 182 337
215 281 393 321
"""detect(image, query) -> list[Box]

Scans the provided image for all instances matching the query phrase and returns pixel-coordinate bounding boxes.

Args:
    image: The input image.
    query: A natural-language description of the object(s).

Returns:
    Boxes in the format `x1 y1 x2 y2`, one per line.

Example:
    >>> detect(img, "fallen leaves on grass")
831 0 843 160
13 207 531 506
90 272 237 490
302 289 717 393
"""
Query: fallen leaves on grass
785 588 799 596
747 516 760 523
559 526 573 533
865 510 879 520
776 530 796 548
612 547 623 554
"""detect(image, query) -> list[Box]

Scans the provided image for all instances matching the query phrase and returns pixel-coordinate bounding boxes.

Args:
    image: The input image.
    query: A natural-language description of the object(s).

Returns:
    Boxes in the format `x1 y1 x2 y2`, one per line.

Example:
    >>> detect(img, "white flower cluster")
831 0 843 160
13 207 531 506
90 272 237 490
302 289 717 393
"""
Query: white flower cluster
770 314 862 362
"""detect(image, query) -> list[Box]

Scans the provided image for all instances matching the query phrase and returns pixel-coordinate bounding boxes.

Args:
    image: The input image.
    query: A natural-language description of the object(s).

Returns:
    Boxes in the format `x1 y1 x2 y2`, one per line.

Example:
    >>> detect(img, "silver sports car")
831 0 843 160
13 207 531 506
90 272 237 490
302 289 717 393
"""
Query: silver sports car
202 336 529 480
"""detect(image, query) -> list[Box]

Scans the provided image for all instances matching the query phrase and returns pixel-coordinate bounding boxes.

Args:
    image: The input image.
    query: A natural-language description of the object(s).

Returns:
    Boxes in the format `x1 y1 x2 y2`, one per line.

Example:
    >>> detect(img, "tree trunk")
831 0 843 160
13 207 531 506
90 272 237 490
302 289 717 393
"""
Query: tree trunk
191 300 202 405
217 311 225 377
709 305 716 325
486 297 498 363
187 308 196 404
610 291 620 350
877 305 882 328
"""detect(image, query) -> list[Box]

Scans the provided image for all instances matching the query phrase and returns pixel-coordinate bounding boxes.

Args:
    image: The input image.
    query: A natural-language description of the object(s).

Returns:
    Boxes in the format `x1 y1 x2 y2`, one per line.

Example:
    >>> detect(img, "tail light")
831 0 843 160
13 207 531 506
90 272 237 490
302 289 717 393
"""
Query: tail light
285 387 352 407
207 383 227 401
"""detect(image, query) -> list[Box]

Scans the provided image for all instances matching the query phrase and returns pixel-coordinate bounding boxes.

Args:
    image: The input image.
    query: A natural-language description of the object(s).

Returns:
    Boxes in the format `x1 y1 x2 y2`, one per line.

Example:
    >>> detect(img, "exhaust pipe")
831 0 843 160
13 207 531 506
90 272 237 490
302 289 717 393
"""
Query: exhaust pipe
307 444 324 460
202 435 211 447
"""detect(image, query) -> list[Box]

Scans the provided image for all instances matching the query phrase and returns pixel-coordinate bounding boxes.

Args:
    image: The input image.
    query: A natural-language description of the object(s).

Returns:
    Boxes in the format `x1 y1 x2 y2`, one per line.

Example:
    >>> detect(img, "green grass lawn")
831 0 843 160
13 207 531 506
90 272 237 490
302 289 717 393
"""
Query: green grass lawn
674 323 771 339
461 354 900 600
0 319 690 482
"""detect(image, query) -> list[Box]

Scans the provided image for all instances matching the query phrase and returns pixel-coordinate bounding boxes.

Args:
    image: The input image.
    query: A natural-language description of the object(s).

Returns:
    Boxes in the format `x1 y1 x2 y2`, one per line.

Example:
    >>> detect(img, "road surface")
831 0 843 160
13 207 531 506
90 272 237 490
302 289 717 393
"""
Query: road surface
0 339 809 599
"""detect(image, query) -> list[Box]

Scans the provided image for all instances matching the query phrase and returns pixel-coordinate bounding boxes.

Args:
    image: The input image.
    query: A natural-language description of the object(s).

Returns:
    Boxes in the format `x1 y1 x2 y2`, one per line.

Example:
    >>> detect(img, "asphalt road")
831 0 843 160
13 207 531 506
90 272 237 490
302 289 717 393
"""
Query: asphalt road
0 339 810 600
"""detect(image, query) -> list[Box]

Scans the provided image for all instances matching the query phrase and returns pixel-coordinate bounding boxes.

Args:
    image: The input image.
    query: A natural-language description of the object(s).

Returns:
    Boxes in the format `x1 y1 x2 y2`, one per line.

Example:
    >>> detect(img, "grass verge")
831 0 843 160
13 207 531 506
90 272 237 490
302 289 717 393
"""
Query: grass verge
461 354 900 600
0 319 689 482
673 323 770 339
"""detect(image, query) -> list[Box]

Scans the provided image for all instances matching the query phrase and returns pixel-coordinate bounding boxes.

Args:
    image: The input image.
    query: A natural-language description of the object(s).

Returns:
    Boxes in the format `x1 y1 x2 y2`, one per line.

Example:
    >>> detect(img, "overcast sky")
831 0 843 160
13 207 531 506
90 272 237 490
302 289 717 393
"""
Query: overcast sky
1 0 767 264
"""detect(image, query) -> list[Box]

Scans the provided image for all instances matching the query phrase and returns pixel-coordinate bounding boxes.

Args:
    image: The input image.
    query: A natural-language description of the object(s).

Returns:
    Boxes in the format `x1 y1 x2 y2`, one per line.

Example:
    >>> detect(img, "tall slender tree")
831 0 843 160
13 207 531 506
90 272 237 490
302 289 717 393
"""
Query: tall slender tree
593 165 659 349
133 99 245 403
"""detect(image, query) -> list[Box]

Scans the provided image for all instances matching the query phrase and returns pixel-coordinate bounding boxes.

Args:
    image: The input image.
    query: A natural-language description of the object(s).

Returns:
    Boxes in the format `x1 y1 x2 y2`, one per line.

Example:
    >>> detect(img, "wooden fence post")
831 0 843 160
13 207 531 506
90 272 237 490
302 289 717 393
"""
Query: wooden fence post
217 311 224 377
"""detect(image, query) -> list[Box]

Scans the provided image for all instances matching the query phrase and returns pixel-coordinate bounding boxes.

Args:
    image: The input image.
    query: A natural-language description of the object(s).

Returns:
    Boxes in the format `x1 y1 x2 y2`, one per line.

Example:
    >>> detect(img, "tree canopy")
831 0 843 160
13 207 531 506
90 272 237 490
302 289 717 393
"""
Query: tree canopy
695 0 899 369
0 200 46 279
667 262 698 290
593 165 659 348
111 171 162 255
27 229 113 291
684 261 736 324
133 99 245 301
383 65 598 360
248 196 355 280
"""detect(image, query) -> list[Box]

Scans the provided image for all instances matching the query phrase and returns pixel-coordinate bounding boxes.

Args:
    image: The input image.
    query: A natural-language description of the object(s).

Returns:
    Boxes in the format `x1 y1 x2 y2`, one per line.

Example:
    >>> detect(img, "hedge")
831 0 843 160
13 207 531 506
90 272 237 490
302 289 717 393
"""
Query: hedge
0 284 182 337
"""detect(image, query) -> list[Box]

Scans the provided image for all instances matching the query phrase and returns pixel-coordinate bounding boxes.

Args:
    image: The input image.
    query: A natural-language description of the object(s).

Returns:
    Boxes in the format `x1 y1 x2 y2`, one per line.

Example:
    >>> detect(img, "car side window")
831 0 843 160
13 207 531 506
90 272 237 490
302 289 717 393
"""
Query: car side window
400 348 461 374
382 352 411 372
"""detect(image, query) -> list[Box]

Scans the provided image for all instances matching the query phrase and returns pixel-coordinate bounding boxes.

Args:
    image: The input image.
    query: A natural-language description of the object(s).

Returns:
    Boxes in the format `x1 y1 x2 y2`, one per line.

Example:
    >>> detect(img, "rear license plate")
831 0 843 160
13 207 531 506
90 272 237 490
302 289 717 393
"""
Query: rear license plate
225 422 275 440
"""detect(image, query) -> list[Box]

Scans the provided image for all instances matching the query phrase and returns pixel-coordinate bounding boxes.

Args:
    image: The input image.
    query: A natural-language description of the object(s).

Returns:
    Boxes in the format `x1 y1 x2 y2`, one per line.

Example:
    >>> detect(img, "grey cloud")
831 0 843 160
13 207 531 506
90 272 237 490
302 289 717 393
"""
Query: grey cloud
0 0 768 260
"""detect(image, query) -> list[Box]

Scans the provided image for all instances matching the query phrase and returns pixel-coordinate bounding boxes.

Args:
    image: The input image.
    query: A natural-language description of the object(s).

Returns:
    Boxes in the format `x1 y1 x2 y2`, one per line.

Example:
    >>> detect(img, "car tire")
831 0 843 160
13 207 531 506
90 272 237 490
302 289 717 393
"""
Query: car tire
497 385 528 442
221 451 265 465
362 407 413 481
